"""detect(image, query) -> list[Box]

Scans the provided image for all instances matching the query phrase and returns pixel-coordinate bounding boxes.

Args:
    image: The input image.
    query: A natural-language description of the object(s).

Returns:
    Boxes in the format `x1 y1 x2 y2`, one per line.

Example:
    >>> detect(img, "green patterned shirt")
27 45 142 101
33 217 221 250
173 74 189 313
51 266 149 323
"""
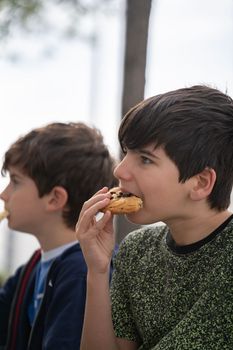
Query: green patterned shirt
111 216 233 349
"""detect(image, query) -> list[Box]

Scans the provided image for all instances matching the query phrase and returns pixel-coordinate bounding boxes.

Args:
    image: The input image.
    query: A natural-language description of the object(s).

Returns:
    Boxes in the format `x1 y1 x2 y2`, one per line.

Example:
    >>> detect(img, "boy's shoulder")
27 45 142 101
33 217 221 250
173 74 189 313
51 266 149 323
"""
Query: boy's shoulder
117 224 168 260
51 243 87 276
125 223 167 243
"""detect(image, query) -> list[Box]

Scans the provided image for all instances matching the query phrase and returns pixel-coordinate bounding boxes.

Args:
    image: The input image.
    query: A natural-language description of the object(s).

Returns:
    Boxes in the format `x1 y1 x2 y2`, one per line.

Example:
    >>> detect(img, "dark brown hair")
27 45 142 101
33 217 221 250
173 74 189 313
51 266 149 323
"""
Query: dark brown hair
2 122 117 228
119 85 233 210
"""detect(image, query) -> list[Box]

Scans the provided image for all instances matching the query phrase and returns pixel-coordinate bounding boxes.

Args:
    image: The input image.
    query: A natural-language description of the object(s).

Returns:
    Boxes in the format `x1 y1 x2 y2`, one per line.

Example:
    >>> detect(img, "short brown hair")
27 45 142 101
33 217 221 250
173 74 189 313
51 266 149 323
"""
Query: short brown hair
119 85 233 210
2 122 117 228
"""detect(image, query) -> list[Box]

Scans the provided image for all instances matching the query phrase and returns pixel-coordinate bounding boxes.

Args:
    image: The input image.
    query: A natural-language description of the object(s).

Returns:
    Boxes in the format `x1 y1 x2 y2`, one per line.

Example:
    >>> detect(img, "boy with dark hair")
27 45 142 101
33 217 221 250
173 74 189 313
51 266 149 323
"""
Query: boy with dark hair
76 85 233 349
0 122 117 349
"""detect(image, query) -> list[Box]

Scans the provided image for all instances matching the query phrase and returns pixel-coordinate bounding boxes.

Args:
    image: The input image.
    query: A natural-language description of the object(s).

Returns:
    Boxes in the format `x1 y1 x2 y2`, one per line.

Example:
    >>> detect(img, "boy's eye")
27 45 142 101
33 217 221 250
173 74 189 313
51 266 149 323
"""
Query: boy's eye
141 156 152 164
10 176 19 185
11 179 18 185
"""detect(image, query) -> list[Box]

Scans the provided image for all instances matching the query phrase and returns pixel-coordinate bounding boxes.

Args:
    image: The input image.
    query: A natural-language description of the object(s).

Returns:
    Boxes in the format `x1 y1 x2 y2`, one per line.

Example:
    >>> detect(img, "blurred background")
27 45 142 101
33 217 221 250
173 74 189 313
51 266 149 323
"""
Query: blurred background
0 0 233 281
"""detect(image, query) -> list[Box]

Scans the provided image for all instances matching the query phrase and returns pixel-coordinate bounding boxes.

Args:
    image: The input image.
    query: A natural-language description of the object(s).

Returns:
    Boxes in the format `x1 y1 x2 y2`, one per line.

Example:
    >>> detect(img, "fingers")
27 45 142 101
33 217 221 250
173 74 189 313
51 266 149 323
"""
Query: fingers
75 188 115 271
94 210 112 231
93 186 109 196
78 189 111 220
76 188 111 234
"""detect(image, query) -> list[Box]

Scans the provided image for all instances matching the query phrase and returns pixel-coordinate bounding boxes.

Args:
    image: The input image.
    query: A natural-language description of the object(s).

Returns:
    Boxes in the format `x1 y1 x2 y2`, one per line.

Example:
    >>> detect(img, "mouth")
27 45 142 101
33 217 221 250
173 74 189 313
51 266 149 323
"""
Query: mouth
118 187 139 197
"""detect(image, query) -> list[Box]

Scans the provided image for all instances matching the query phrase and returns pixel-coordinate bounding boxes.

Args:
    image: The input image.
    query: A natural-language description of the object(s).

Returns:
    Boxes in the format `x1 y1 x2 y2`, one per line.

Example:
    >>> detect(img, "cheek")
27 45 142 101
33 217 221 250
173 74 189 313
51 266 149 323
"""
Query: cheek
11 197 33 216
143 182 176 212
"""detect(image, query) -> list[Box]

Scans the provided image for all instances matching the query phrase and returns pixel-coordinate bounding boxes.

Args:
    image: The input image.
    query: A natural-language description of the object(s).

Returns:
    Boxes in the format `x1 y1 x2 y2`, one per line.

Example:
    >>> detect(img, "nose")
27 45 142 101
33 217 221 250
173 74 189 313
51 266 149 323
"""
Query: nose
114 155 132 182
0 185 9 202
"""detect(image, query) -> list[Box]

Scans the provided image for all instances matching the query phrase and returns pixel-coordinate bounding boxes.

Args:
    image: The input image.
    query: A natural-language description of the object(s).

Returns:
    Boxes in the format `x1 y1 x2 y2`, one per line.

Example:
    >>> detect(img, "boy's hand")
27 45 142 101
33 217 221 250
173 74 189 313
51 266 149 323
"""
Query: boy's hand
75 187 115 274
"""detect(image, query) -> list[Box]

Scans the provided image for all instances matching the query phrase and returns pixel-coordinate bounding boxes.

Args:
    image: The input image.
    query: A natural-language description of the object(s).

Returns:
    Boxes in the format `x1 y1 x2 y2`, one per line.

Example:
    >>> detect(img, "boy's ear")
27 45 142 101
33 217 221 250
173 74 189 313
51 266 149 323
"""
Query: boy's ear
45 186 68 211
190 168 216 201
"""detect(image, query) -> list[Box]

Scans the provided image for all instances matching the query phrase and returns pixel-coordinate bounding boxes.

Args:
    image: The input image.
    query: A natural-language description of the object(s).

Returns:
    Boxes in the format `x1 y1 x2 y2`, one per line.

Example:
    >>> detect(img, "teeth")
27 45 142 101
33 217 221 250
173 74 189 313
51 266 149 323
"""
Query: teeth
0 210 9 222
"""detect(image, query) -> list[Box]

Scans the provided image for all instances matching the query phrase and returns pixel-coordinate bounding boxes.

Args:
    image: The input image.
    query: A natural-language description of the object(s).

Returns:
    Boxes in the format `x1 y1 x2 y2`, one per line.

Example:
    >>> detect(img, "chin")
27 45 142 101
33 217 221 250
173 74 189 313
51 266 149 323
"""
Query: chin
8 222 28 234
126 211 157 226
125 212 145 225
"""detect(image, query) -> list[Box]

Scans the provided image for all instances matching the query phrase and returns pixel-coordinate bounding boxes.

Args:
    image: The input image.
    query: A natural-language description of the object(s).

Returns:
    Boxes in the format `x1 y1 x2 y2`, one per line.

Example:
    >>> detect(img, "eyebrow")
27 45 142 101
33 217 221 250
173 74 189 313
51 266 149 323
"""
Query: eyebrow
10 174 18 179
137 148 160 160
10 172 22 180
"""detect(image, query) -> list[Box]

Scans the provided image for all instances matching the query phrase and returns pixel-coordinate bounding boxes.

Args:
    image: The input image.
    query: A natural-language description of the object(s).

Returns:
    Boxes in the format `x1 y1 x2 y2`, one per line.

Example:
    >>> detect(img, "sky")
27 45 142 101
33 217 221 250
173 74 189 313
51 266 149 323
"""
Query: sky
0 0 233 273
146 0 233 96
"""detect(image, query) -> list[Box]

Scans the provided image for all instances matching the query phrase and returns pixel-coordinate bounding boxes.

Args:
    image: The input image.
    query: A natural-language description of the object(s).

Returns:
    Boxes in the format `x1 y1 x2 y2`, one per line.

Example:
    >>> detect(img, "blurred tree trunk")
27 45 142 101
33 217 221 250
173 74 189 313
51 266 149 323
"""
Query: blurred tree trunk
116 0 152 243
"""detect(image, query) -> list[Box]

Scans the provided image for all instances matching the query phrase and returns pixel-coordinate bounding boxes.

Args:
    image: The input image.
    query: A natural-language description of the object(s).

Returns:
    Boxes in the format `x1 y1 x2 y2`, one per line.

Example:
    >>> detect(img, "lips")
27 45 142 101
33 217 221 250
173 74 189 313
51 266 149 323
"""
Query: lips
118 187 140 198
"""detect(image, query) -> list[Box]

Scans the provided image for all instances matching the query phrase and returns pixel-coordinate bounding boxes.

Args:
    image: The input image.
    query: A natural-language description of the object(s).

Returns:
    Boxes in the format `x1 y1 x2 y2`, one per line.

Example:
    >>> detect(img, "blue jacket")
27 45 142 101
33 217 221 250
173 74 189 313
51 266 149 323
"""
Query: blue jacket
0 243 100 349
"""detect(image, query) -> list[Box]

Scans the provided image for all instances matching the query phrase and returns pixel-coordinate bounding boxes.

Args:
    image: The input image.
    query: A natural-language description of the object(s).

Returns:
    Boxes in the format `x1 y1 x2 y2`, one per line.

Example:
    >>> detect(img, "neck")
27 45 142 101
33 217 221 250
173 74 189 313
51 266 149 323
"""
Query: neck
166 209 232 246
35 223 77 252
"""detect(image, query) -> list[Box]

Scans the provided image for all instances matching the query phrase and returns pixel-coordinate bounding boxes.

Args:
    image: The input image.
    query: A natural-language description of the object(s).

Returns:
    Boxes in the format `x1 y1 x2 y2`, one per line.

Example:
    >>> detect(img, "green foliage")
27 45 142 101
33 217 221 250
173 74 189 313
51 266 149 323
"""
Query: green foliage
0 0 115 40
0 0 44 38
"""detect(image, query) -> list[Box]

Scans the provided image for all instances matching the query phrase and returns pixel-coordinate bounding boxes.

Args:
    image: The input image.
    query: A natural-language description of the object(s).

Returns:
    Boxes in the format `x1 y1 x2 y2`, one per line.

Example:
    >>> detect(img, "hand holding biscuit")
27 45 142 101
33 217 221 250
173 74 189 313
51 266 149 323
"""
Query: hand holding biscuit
75 187 115 274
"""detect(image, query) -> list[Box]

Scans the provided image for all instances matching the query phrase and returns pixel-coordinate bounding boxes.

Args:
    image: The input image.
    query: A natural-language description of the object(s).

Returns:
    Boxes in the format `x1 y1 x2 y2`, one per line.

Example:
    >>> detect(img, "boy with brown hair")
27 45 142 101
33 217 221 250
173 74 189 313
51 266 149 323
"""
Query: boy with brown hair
0 122 117 349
